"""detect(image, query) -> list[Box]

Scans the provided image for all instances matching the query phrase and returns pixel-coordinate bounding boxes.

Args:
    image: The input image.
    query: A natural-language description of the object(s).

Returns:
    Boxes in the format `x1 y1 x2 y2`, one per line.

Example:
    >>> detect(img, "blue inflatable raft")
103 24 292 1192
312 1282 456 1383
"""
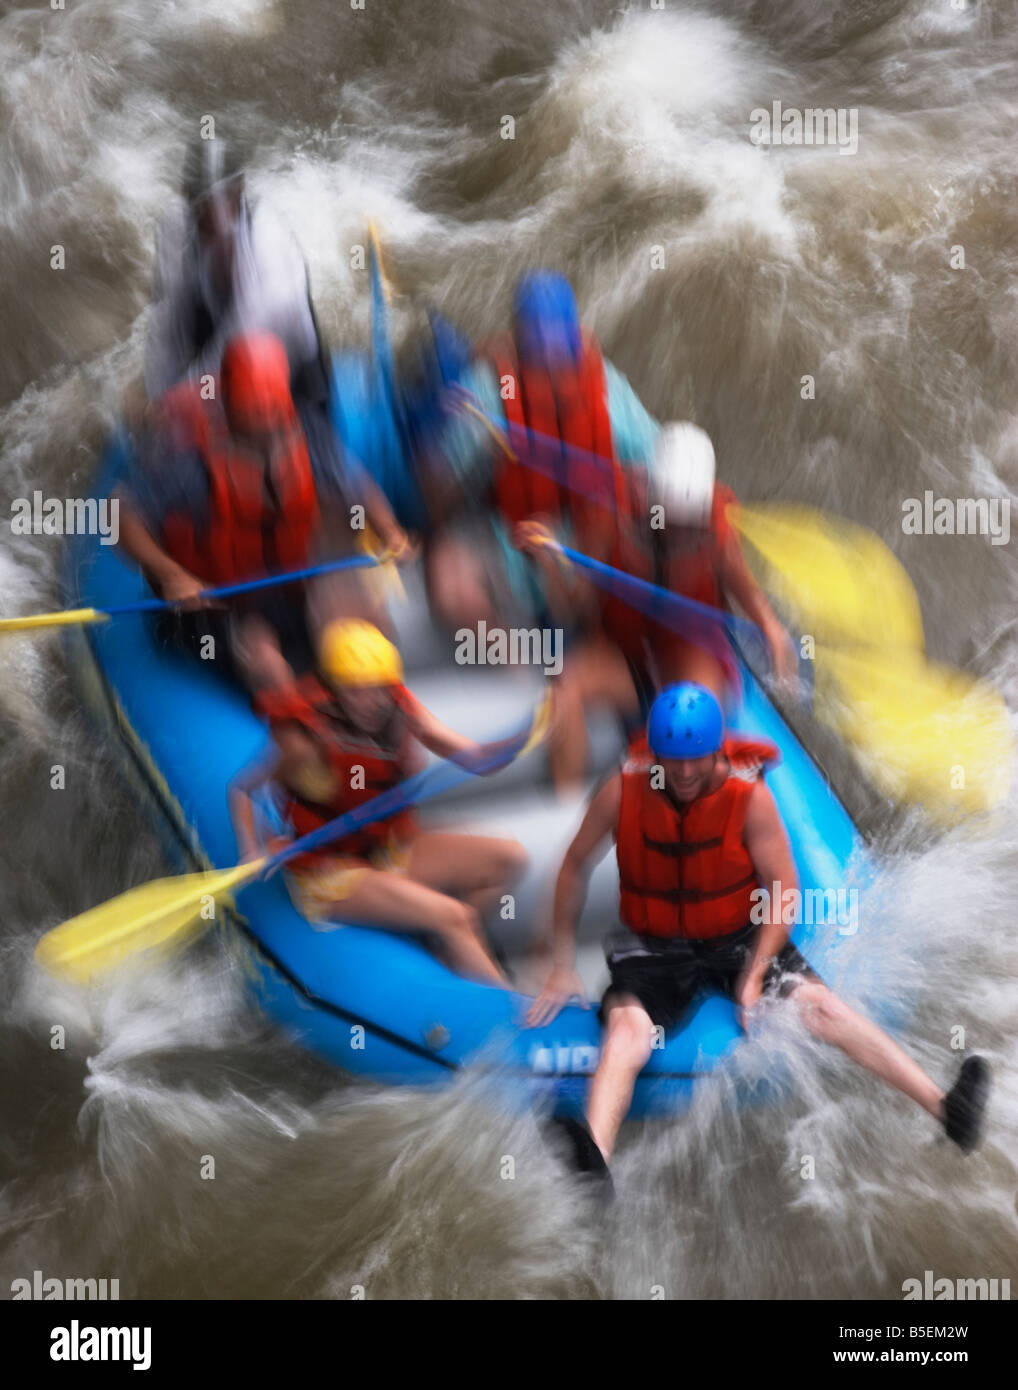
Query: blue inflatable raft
62 442 866 1120
59 237 870 1117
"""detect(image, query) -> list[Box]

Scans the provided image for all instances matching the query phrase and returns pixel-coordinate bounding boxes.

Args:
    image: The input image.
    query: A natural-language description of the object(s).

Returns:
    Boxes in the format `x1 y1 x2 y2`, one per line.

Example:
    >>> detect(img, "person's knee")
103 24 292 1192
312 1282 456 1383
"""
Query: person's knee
232 621 290 690
793 982 844 1034
441 900 483 941
602 1004 656 1068
235 614 277 657
496 838 529 883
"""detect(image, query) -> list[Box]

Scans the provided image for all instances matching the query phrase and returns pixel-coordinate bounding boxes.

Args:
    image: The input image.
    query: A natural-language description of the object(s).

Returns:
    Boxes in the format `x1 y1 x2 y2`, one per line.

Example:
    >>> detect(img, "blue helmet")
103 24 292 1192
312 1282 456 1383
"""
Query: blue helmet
512 271 582 366
647 683 724 759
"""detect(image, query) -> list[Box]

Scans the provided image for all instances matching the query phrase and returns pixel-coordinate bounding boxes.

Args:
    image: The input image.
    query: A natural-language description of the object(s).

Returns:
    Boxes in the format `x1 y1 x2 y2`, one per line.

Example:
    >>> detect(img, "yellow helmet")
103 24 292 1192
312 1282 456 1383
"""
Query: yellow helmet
319 619 404 687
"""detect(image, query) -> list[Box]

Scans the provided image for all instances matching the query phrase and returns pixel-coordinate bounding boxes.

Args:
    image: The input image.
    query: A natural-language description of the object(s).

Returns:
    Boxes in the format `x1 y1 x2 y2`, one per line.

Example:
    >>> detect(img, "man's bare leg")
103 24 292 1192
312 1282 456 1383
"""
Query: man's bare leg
425 532 501 632
585 998 657 1162
790 982 944 1116
306 560 393 643
232 613 297 695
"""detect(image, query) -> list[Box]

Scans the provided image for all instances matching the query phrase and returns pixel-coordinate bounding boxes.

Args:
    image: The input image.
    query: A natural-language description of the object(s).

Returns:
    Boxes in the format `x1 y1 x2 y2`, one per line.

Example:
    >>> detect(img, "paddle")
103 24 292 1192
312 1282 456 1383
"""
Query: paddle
546 538 762 645
34 693 551 984
729 502 1013 816
727 502 924 650
0 552 389 634
814 647 1012 817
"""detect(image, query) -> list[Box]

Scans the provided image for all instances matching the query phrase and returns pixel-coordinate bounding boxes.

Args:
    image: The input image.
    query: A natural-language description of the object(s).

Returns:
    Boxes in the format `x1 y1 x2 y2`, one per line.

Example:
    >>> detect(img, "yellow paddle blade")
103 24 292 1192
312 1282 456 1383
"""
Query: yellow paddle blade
730 504 924 650
0 607 109 633
34 859 267 984
816 647 1014 819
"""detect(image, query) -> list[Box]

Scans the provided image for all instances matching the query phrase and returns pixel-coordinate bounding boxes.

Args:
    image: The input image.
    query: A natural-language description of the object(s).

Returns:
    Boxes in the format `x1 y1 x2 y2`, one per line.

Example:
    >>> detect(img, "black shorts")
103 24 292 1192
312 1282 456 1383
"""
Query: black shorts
155 590 316 687
599 922 821 1034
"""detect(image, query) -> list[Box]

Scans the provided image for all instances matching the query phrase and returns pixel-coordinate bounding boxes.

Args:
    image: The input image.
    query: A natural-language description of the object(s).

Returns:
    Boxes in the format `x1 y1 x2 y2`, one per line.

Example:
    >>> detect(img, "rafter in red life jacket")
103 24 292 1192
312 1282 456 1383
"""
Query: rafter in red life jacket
616 733 780 940
600 468 739 682
488 332 625 533
257 675 421 866
158 380 319 586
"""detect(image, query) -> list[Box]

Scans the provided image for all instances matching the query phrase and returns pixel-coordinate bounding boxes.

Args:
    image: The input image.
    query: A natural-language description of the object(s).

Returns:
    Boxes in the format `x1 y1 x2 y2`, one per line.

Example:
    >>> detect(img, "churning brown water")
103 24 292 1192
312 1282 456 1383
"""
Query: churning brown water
1 0 1015 1299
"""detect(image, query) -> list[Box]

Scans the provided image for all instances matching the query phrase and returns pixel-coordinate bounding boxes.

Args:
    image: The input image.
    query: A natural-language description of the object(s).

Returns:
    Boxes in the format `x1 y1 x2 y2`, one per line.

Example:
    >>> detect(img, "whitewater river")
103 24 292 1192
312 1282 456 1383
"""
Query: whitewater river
1 0 1015 1299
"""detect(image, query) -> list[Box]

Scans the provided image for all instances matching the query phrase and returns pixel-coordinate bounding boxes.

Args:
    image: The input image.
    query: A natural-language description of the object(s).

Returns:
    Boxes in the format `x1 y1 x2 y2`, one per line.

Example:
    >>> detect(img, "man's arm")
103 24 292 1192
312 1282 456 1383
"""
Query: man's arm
115 497 206 606
360 473 412 558
115 437 215 604
738 779 799 1011
228 748 284 863
512 519 602 625
304 409 410 559
526 775 621 1025
718 532 797 684
228 727 328 866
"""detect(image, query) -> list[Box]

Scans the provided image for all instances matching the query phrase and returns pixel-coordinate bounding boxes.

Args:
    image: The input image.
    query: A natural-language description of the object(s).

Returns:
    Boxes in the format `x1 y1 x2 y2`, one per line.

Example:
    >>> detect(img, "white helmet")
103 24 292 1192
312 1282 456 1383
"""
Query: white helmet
651 422 716 528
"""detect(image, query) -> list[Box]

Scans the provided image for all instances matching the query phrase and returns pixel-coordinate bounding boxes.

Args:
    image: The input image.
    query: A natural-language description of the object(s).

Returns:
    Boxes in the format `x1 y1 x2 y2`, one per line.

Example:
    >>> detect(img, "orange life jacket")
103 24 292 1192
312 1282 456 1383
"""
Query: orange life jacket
488 332 624 536
158 380 319 585
258 675 421 866
615 732 779 940
600 472 737 667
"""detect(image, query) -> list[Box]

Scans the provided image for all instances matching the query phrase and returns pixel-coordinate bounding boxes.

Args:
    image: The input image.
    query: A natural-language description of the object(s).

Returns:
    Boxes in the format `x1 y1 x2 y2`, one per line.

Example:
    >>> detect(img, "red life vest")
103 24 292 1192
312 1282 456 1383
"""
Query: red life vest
258 676 421 866
488 332 625 535
600 473 737 666
615 733 779 940
158 380 319 585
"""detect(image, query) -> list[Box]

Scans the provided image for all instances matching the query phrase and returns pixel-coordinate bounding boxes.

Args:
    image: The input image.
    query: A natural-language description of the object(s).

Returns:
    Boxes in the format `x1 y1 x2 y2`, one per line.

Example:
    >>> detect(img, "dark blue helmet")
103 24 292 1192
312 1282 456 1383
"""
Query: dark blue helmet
512 271 582 366
647 684 724 758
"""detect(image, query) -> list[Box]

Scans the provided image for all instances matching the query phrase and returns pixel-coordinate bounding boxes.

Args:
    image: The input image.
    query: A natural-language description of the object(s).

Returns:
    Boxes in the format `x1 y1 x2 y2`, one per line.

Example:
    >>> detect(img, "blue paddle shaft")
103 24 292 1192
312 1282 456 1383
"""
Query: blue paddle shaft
103 553 382 619
263 713 538 873
556 544 761 644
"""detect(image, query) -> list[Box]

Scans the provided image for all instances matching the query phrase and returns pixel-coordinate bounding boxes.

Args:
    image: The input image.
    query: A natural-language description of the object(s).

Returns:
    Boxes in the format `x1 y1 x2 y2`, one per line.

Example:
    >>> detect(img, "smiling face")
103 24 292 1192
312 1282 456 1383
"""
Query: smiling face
659 751 717 803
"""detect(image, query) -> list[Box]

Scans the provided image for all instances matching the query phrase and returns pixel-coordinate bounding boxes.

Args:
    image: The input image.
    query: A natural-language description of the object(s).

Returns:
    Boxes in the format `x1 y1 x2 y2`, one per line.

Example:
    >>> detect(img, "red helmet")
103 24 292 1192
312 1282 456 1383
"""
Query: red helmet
220 332 295 431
